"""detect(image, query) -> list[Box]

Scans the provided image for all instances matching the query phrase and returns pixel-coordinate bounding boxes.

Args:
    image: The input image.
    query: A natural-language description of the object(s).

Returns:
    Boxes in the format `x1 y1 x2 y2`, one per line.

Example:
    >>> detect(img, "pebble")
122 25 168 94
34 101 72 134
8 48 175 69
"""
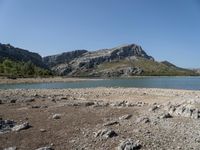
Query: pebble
52 114 61 119
40 129 47 132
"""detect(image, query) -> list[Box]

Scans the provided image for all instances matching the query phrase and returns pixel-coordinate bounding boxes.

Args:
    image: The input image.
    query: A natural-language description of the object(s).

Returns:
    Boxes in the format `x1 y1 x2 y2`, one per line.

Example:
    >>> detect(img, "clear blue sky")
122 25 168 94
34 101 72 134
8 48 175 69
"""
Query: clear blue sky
0 0 200 68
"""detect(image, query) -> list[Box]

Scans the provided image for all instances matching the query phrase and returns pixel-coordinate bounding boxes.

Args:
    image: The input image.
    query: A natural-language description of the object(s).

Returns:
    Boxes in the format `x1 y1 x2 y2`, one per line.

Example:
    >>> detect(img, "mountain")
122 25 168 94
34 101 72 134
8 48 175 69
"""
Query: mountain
0 42 198 77
0 43 46 68
44 44 198 77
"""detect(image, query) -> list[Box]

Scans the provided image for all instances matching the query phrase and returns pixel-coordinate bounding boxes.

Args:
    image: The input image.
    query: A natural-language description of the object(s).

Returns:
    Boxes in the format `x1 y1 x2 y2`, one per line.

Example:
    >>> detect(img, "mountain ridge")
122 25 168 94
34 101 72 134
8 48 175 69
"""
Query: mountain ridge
0 42 199 77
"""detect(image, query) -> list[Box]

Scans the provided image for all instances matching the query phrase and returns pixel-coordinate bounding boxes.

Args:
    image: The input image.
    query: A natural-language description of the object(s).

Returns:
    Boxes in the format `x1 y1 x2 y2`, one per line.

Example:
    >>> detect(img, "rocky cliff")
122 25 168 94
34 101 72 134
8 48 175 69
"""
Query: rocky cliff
44 44 155 76
0 43 46 68
43 50 88 68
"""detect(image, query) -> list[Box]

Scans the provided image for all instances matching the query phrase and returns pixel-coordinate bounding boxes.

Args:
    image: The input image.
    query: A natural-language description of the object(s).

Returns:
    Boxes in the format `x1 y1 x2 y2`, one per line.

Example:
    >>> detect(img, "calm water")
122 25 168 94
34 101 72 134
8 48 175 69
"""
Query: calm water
0 77 200 90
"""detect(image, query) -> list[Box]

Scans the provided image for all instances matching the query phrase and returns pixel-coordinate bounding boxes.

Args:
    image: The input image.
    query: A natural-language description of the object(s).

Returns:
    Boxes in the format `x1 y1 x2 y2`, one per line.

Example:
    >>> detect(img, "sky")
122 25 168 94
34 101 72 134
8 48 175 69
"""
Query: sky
0 0 200 68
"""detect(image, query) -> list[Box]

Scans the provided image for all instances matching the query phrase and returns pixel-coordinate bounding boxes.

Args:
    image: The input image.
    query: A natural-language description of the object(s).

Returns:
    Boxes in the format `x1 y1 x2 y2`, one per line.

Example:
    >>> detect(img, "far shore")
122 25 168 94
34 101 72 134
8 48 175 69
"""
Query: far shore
0 77 101 84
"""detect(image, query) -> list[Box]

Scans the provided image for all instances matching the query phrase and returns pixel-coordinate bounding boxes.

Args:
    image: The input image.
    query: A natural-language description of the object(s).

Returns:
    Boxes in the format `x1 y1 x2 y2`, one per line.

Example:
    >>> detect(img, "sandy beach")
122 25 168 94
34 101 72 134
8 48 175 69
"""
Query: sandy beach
1 88 200 149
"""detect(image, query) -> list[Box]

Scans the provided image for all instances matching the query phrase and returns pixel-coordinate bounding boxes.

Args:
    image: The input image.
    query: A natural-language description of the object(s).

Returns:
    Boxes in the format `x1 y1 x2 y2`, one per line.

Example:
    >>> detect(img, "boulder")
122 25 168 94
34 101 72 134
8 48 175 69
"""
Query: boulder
117 138 141 150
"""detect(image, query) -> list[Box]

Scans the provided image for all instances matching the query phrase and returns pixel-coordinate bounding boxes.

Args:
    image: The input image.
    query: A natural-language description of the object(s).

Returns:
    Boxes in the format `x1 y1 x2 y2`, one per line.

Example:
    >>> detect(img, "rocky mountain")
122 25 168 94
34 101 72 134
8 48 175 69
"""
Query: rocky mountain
0 43 46 68
43 50 88 68
44 44 197 77
0 42 198 77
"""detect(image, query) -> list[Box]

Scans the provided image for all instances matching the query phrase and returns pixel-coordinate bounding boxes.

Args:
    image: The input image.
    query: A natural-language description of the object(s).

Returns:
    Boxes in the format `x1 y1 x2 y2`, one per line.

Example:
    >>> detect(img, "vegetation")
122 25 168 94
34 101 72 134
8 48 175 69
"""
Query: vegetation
0 59 53 78
97 57 198 76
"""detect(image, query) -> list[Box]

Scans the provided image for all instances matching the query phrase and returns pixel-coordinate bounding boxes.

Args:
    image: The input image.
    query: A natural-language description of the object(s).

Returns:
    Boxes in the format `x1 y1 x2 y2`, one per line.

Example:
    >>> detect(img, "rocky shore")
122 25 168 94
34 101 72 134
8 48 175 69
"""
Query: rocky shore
0 77 98 84
1 88 200 149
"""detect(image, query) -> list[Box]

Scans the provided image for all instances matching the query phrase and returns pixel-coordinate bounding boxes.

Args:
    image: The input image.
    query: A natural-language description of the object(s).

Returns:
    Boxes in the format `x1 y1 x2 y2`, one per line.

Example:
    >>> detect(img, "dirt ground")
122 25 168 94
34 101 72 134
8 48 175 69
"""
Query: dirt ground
1 88 200 150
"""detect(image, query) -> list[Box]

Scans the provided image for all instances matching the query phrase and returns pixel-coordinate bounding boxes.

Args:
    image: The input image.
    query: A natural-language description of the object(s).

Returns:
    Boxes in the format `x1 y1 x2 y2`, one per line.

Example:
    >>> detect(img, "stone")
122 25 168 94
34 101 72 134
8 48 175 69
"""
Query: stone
159 113 172 119
95 128 118 139
40 129 47 132
191 109 199 119
136 117 150 124
119 114 132 120
31 105 41 109
83 101 95 107
149 105 159 112
10 99 16 103
12 122 30 132
35 146 53 150
3 147 17 150
117 138 141 150
0 119 16 134
103 120 119 126
52 114 61 119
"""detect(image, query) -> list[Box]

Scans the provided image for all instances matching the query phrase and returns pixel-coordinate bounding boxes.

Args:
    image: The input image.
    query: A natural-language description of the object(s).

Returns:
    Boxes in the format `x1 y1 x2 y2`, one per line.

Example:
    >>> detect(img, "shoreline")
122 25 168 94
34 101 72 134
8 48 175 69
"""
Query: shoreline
0 77 101 84
1 87 200 149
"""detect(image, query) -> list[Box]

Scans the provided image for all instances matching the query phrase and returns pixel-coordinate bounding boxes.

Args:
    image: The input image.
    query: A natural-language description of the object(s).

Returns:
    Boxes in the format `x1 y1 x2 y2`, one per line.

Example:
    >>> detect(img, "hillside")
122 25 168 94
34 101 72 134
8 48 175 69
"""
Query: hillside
0 43 46 68
44 44 198 77
0 43 198 77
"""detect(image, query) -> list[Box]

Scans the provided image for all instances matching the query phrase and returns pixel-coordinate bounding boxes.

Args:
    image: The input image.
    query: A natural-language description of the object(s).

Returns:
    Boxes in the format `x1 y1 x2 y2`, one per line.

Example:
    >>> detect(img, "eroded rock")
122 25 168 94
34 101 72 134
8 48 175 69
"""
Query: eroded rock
12 122 30 132
117 138 141 150
103 120 119 126
119 114 132 120
95 128 118 139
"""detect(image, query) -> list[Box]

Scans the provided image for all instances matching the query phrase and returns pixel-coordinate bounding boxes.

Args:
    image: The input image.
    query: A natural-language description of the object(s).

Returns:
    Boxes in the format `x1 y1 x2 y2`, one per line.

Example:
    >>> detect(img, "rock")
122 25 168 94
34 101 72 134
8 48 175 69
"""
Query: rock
3 147 17 150
191 109 199 119
149 105 159 112
23 98 35 103
0 100 2 104
31 105 41 109
10 99 16 103
95 128 118 138
136 117 150 124
12 122 30 132
103 120 119 126
83 101 95 107
0 119 16 134
117 138 141 150
159 113 172 119
52 114 61 119
40 129 47 132
119 114 132 120
168 104 200 119
35 146 53 150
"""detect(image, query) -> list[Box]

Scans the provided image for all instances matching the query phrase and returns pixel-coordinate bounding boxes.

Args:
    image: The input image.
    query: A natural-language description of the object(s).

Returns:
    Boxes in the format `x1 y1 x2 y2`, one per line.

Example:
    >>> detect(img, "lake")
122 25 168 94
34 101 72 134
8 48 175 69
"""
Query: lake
0 76 200 90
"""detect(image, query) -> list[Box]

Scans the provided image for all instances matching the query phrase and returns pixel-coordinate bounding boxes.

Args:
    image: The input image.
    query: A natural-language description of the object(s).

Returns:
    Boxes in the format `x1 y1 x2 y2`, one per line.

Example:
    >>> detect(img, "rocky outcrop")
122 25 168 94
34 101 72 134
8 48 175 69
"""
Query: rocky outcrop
45 44 154 76
43 50 88 67
0 43 46 68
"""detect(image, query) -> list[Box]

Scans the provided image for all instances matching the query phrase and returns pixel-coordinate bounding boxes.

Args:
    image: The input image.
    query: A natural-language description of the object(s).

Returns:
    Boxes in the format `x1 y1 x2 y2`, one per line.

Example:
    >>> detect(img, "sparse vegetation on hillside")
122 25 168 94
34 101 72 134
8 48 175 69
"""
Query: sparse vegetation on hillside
0 59 53 78
97 58 198 76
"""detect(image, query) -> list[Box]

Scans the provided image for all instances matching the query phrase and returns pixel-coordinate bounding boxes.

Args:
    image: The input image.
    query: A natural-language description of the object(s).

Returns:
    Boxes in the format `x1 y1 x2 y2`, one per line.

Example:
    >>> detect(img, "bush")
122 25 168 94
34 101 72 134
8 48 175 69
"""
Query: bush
0 59 53 77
